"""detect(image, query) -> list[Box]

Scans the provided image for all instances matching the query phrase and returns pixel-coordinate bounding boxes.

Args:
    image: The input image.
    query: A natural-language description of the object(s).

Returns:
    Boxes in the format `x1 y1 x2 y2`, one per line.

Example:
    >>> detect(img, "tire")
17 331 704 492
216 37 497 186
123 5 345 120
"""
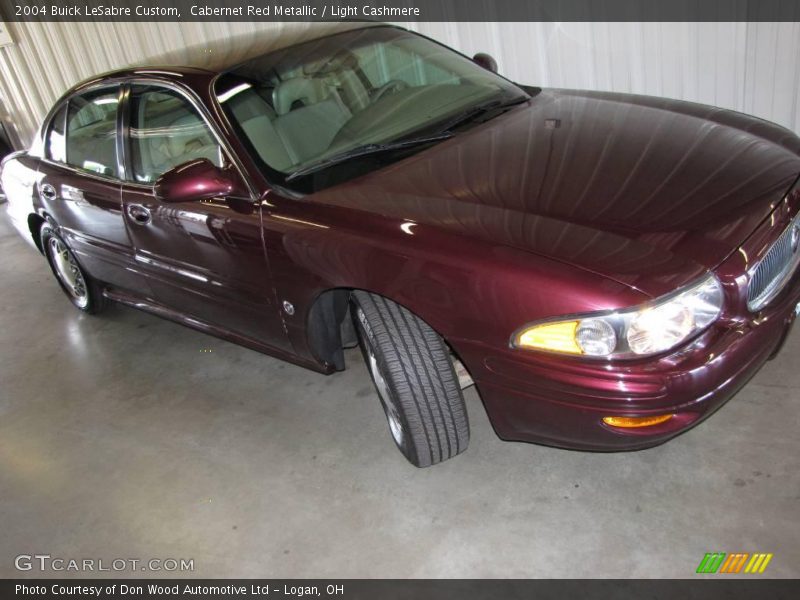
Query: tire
41 221 107 314
352 291 469 467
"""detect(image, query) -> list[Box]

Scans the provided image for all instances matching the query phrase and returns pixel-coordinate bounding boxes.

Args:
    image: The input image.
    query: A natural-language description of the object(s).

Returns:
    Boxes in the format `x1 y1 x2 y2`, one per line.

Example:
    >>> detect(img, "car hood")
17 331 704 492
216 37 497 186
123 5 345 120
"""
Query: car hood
313 89 800 298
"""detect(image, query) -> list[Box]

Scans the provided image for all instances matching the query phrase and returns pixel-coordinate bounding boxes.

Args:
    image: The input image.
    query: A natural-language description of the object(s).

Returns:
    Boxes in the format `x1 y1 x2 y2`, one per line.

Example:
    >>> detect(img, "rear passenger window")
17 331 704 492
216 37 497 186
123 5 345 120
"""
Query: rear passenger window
65 89 119 177
46 104 67 163
129 86 222 184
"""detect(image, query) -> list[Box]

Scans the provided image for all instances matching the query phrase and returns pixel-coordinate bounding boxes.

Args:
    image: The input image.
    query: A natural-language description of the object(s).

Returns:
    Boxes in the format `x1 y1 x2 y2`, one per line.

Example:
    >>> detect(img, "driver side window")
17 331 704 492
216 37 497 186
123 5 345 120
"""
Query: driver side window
129 86 222 184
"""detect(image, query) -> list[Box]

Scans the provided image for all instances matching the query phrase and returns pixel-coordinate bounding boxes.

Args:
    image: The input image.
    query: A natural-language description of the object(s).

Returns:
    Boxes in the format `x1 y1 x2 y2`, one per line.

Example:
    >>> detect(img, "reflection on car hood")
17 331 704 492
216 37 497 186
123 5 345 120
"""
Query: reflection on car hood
314 89 800 297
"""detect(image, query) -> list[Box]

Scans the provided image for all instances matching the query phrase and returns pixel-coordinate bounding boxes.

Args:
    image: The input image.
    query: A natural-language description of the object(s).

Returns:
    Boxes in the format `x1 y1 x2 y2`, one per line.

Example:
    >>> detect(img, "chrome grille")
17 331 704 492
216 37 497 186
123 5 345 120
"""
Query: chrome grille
747 213 800 311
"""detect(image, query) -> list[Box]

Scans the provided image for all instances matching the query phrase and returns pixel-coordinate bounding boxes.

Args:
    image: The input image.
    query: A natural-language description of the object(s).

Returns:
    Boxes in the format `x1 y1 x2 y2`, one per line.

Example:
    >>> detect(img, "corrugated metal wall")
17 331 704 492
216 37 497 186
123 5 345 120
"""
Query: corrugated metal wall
1 21 799 148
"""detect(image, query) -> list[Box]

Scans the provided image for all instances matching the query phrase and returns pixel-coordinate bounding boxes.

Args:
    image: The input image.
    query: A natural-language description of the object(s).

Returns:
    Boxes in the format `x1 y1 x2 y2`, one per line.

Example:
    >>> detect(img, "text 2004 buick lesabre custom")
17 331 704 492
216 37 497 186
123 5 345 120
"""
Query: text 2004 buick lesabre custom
2 24 800 467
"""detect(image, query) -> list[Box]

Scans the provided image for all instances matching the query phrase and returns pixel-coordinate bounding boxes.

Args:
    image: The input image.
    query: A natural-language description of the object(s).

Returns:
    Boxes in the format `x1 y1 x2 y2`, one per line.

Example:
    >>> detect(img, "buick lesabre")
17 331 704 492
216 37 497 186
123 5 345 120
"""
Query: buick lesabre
2 23 800 466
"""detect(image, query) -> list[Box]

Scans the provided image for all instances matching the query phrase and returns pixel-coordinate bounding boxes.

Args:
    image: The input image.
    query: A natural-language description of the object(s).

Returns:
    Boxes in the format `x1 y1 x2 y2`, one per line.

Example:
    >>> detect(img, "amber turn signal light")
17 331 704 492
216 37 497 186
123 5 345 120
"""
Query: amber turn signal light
602 414 674 428
514 320 582 354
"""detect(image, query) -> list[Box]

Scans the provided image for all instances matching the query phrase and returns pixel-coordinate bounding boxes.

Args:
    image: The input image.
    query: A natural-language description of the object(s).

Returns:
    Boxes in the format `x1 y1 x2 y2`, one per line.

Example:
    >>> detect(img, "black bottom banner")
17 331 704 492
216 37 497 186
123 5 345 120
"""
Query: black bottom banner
3 579 800 599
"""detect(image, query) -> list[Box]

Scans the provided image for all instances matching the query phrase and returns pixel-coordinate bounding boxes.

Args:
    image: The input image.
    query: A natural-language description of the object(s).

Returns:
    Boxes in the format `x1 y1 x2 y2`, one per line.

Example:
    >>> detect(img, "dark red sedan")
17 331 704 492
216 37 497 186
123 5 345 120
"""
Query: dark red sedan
3 24 800 467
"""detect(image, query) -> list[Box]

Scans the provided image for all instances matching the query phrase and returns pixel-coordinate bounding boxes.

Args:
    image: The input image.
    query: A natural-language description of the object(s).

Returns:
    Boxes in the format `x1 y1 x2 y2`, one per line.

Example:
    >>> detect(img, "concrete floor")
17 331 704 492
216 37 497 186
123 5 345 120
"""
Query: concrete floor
1 206 799 579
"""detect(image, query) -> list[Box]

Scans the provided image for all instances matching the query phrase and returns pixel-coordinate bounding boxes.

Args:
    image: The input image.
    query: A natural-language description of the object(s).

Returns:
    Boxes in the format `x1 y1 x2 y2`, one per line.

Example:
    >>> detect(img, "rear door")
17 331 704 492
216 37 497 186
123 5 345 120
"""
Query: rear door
119 82 289 351
37 86 141 291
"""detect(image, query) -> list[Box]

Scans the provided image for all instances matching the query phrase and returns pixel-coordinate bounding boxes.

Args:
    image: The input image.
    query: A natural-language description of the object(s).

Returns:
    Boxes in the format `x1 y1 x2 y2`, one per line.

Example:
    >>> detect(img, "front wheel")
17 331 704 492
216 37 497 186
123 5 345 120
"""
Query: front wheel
352 291 469 467
41 222 107 314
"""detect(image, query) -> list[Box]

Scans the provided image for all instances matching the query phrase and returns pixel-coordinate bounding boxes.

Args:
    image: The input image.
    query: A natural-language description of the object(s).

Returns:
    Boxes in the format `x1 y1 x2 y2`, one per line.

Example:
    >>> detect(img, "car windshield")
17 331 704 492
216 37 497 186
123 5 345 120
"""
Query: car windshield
215 26 527 191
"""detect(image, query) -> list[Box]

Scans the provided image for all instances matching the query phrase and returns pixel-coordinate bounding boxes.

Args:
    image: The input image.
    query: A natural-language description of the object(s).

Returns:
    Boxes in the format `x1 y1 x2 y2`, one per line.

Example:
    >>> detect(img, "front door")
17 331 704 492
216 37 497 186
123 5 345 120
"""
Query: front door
120 83 289 351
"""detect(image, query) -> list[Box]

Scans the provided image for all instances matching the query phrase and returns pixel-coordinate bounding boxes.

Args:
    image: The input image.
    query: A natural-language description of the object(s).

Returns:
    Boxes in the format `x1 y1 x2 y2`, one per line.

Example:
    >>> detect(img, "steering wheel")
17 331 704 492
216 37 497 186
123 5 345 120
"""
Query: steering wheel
370 79 410 103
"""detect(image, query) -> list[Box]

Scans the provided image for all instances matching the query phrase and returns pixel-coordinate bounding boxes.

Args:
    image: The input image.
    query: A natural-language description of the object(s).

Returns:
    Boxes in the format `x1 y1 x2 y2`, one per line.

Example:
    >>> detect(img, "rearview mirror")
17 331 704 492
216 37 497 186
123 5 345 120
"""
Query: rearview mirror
472 52 498 73
154 159 247 203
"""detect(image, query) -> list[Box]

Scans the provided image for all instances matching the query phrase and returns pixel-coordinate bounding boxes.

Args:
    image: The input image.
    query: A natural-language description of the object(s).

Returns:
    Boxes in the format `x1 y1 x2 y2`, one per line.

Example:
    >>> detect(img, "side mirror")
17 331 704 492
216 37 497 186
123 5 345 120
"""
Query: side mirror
472 52 498 73
154 159 247 203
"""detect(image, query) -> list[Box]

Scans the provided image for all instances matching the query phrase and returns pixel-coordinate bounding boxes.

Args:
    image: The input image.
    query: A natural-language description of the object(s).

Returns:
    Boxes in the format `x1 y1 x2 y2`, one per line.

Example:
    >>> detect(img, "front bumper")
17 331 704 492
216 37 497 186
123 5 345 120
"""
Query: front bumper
454 268 800 452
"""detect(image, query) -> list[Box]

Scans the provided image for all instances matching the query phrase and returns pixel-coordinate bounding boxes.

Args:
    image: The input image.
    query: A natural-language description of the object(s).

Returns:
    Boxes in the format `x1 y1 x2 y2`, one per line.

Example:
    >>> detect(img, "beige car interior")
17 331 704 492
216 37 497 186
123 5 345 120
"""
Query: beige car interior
131 91 222 183
225 45 384 173
228 75 363 172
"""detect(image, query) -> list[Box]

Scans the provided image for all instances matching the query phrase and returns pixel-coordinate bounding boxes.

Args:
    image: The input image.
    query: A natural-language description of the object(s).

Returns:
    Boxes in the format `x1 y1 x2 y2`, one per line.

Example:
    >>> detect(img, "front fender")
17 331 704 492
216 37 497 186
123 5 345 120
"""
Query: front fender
261 195 646 370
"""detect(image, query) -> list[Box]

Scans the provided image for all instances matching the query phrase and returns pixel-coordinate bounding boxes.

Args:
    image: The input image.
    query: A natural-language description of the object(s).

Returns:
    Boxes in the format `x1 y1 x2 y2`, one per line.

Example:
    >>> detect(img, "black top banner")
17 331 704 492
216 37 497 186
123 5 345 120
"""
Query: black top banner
2 0 800 22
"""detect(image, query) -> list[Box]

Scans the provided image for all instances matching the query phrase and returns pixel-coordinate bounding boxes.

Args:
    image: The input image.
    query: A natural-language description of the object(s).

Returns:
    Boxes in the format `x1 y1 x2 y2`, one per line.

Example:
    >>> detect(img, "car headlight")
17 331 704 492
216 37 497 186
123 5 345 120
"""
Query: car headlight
512 274 724 359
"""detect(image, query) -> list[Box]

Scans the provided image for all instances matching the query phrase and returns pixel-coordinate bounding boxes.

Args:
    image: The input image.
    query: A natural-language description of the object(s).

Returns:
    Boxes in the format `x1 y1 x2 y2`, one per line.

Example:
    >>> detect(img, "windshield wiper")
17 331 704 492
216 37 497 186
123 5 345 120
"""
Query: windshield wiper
285 132 454 181
285 95 528 182
430 94 529 135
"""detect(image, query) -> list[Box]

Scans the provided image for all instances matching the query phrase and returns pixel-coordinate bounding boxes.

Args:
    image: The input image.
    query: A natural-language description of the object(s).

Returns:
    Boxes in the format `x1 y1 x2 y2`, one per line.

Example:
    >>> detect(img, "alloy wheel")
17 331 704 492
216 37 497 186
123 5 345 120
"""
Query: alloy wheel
48 237 89 308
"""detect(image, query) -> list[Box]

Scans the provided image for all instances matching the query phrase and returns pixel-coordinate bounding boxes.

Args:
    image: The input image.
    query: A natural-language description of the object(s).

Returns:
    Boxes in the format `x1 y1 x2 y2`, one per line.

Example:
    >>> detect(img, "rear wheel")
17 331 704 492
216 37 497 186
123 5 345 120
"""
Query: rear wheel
41 222 107 314
352 291 469 467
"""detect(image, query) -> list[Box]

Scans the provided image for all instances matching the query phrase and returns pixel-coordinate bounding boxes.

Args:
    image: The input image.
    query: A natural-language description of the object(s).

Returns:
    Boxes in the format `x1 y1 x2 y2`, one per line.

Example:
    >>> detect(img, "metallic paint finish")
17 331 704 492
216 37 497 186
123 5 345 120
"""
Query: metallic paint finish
102 287 323 373
3 28 800 452
154 159 249 204
36 160 145 291
308 91 800 298
120 183 290 352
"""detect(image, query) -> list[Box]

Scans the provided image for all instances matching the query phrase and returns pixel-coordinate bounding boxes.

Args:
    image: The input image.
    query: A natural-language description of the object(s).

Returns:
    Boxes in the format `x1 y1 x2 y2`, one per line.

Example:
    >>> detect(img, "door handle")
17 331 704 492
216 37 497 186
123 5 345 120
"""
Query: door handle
127 204 152 225
40 183 57 201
